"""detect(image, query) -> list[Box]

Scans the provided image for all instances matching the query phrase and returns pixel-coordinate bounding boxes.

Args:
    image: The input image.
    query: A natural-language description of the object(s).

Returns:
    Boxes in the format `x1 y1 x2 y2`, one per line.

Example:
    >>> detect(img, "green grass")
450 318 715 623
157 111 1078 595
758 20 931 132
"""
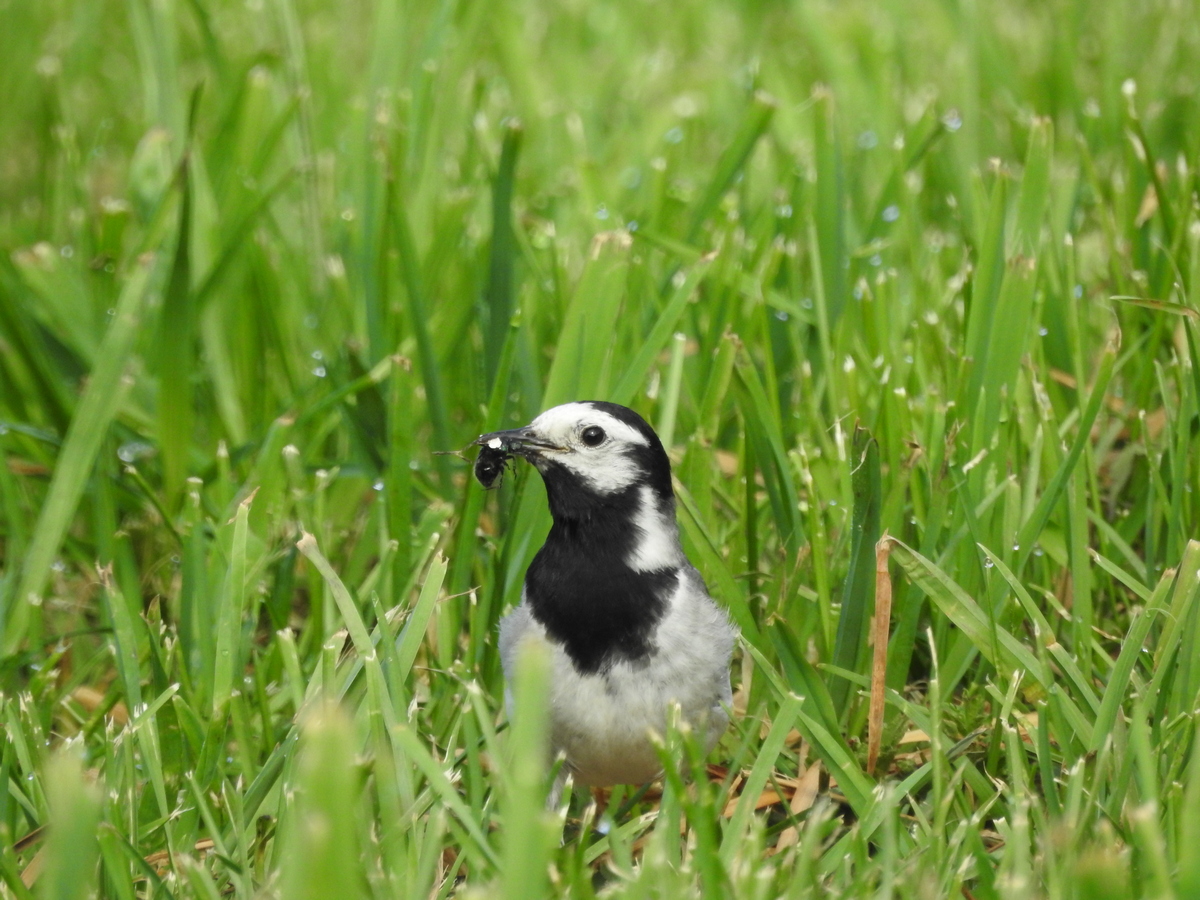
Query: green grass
2 0 1200 896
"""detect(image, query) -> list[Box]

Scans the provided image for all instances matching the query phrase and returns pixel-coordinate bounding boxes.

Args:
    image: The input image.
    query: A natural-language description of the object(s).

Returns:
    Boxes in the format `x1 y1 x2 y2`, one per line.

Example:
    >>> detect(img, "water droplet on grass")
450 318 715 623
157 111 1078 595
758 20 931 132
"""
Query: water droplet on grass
118 441 155 463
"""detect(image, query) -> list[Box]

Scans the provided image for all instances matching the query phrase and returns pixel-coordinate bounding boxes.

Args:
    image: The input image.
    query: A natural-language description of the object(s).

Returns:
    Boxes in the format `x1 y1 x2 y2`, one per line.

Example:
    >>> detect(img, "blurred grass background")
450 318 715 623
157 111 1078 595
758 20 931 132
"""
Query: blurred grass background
2 0 1200 896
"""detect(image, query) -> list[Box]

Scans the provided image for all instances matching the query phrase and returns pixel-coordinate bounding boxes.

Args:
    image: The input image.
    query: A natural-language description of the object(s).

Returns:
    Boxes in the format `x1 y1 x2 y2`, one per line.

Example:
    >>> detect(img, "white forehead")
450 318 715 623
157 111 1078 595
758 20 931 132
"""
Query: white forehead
530 403 650 447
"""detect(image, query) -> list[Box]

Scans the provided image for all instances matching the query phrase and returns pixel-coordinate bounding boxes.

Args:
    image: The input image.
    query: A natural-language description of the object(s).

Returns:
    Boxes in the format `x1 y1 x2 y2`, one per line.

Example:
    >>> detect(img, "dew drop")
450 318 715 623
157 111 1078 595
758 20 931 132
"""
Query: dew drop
882 205 900 223
118 440 155 463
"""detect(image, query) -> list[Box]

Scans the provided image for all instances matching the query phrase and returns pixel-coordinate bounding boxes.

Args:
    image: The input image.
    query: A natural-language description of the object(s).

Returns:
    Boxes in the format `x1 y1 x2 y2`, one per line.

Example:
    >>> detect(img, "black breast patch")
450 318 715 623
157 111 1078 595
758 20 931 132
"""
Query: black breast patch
525 554 676 674
523 482 676 674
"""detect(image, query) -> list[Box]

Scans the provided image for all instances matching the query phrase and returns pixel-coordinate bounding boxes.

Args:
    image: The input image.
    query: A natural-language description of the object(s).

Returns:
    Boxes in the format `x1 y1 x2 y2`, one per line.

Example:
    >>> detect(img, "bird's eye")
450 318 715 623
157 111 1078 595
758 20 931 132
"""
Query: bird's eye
580 425 606 447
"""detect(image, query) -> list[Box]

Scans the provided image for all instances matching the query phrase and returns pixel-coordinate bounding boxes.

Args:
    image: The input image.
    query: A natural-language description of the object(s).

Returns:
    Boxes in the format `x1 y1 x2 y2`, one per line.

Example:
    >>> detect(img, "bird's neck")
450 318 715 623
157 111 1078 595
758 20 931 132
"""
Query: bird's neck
544 483 683 568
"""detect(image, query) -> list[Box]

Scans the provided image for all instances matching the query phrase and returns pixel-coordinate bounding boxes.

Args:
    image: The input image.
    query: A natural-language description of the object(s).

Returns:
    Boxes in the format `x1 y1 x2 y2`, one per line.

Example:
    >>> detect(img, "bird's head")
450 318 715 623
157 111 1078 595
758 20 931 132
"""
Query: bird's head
475 401 674 517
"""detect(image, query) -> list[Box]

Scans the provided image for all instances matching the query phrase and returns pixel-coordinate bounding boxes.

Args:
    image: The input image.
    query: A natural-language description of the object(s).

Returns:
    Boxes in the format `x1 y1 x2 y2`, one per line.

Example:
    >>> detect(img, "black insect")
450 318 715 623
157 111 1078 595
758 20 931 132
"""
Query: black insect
473 437 516 489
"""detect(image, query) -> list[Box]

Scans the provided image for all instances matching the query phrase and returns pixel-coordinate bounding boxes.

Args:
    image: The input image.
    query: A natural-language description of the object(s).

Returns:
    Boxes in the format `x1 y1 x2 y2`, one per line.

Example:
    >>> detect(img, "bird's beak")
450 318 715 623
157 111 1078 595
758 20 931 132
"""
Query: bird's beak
473 426 564 457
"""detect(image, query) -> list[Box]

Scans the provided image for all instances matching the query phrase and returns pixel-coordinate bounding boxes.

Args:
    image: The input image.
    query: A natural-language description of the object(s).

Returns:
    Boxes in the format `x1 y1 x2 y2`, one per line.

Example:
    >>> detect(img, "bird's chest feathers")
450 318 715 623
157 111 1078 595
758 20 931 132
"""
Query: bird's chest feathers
524 489 682 675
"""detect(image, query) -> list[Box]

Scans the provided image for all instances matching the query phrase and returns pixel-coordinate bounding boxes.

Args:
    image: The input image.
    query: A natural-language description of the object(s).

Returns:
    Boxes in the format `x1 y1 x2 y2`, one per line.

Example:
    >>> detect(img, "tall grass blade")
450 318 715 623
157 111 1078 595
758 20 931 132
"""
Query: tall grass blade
828 426 880 714
157 158 194 510
38 753 101 900
7 255 155 655
483 119 522 383
280 704 367 900
212 490 253 713
502 641 554 900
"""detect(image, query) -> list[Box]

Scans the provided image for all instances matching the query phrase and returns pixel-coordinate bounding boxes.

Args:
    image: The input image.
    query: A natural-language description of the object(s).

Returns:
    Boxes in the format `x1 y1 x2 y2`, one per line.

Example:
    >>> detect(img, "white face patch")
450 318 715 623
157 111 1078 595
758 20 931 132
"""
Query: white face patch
529 402 652 494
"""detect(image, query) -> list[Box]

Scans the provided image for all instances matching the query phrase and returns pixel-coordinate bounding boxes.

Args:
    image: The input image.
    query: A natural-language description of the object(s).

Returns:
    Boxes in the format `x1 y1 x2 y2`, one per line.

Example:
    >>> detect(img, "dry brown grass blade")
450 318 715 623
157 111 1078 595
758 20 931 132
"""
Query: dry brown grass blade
71 684 130 725
867 531 893 776
773 763 822 853
20 845 45 888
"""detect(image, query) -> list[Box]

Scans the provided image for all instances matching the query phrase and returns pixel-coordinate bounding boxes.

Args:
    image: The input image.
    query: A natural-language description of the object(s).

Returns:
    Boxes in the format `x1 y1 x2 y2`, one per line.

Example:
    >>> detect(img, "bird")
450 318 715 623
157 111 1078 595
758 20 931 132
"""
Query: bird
476 400 738 798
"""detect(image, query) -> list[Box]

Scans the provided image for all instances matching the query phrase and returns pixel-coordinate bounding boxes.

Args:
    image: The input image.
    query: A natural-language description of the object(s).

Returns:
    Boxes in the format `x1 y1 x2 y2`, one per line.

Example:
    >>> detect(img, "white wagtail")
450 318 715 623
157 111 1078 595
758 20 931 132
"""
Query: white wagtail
475 401 737 795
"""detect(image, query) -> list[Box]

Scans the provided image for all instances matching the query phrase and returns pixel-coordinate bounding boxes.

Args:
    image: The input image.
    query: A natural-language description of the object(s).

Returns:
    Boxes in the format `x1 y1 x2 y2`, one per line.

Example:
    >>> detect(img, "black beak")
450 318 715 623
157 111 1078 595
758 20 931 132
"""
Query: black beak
473 427 563 457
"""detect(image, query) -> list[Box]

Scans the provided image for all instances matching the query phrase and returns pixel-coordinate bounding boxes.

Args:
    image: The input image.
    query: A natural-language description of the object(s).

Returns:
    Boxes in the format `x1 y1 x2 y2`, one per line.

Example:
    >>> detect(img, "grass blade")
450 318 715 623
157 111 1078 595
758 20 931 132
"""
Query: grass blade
6 254 155 655
828 426 880 714
280 704 367 900
38 753 101 900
